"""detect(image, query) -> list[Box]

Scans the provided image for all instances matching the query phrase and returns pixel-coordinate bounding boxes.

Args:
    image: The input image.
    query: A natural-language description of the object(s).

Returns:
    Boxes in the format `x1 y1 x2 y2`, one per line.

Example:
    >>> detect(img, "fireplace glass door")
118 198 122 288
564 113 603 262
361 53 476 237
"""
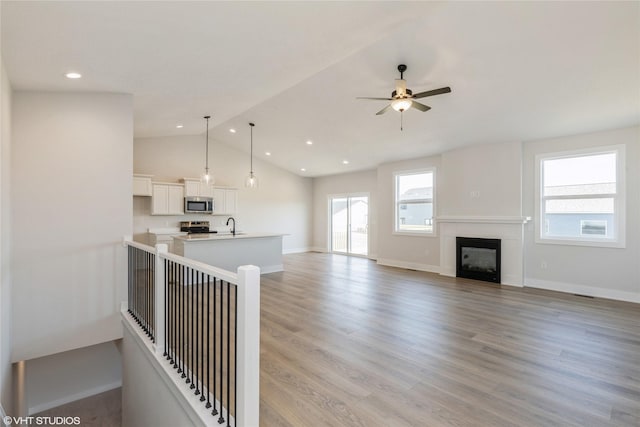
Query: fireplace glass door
456 237 501 283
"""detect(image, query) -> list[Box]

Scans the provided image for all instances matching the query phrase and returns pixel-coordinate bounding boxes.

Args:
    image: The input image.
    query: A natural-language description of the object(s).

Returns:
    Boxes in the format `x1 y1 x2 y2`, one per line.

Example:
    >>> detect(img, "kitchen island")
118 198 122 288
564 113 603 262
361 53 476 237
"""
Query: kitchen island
173 233 284 274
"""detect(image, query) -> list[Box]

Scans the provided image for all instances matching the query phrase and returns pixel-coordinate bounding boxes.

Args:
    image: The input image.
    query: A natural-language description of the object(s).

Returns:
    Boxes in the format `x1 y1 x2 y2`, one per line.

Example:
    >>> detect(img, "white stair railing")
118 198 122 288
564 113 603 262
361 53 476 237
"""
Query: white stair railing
123 238 260 427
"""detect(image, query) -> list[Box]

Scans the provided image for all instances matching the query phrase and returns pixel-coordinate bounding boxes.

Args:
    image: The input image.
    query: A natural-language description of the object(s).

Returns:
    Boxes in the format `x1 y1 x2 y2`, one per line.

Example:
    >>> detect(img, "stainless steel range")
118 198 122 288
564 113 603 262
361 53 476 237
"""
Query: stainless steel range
180 220 211 234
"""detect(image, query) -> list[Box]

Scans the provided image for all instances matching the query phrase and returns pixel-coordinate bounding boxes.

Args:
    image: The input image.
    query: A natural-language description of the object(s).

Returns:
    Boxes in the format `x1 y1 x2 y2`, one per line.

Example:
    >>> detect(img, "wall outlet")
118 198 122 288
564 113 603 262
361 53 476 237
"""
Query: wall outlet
470 190 480 199
540 261 548 269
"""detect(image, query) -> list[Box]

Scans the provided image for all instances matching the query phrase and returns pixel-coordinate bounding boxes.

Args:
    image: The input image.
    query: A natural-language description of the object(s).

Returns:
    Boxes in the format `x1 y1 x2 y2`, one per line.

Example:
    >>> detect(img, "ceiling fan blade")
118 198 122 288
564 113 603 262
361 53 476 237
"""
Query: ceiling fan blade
375 104 392 115
411 101 431 112
412 86 452 99
357 97 393 101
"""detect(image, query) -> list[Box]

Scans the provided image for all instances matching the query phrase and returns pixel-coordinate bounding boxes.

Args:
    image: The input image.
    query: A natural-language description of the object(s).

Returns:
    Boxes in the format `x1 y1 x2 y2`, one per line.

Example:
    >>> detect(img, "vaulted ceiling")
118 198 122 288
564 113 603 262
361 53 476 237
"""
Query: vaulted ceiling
3 1 639 177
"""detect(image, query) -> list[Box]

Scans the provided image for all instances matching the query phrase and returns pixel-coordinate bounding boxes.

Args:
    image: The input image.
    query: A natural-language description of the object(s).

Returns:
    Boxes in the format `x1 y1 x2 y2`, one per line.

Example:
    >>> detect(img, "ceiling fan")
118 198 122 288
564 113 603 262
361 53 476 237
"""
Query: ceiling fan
358 64 451 130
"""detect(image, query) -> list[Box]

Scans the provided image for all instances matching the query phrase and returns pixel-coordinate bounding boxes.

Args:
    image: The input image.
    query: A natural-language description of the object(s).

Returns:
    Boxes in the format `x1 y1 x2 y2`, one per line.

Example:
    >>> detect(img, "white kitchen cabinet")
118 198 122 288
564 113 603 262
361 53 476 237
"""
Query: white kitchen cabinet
152 183 184 215
133 174 153 196
182 178 215 198
212 188 238 215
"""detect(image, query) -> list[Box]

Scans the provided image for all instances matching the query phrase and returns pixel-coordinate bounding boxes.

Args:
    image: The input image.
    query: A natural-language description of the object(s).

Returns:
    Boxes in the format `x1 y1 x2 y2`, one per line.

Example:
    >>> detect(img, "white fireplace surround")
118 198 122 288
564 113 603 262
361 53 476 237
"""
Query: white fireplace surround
437 216 531 287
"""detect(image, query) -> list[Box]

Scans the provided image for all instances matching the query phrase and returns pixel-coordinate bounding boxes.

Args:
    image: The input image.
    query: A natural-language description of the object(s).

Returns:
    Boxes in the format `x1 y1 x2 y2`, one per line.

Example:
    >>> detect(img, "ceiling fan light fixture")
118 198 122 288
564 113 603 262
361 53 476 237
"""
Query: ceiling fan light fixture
391 98 412 112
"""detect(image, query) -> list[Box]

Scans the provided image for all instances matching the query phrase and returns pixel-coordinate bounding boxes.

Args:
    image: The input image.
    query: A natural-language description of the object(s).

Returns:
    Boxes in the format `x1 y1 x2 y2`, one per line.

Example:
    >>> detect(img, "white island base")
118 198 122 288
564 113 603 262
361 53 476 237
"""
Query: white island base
173 233 284 274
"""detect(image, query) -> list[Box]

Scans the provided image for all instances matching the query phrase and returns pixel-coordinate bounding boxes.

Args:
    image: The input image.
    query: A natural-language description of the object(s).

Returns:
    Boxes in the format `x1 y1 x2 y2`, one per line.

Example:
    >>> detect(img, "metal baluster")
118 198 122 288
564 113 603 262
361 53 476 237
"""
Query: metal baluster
188 268 193 386
162 259 170 357
143 250 146 331
127 247 131 316
226 281 231 427
233 284 237 427
199 273 205 400
135 249 139 324
212 278 218 416
172 261 177 367
178 265 183 375
145 251 149 335
218 280 225 424
147 251 151 337
181 266 187 378
206 276 212 409
195 273 201 396
132 248 137 322
151 252 155 340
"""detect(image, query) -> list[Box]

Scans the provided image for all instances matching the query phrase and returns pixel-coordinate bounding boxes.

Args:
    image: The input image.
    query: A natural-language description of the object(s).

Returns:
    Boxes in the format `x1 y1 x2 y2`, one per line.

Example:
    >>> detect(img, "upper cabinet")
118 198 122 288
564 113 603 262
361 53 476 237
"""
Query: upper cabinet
133 174 153 196
182 178 215 198
137 176 236 216
152 183 184 215
212 188 238 215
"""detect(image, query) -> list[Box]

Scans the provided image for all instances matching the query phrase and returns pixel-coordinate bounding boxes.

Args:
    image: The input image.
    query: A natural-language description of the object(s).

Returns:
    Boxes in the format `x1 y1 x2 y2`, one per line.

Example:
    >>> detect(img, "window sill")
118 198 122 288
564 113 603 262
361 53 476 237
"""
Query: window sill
535 236 625 249
392 231 438 238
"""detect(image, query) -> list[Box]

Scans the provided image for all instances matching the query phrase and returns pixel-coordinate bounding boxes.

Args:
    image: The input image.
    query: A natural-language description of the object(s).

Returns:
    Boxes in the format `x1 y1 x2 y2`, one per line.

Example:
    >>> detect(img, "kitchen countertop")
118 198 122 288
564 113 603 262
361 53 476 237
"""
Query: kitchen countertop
147 228 186 235
173 233 285 242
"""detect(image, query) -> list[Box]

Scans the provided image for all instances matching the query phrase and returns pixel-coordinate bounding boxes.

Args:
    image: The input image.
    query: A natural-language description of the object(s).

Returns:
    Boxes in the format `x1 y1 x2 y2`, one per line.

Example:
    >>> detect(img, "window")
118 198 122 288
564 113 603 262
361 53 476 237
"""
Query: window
537 145 625 247
394 169 435 234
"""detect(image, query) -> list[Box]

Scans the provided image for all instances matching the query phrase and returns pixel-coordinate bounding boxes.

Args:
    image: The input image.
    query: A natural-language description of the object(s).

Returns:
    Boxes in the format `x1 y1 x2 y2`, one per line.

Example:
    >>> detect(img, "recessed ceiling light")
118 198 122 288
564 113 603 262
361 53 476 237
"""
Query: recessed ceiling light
65 72 82 79
342 160 349 165
306 140 313 145
229 129 236 133
176 124 184 129
300 168 306 172
265 152 271 156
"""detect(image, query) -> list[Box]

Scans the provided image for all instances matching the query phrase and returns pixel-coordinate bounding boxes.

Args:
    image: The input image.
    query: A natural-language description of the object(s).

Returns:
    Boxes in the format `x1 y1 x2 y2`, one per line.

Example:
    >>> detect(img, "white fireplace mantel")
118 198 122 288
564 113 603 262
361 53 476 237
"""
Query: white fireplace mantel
436 216 531 225
438 216 530 287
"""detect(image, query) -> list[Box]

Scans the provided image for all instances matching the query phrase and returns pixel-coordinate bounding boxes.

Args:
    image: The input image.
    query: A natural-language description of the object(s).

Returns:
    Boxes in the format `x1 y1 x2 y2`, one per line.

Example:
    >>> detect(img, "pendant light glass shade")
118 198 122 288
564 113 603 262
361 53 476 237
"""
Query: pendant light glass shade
201 115 215 186
245 122 258 189
200 169 214 186
245 171 259 188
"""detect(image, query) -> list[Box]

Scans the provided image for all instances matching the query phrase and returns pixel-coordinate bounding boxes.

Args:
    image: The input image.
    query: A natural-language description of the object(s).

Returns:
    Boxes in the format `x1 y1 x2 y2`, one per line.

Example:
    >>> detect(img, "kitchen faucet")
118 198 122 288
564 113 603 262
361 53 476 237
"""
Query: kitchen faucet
226 217 236 236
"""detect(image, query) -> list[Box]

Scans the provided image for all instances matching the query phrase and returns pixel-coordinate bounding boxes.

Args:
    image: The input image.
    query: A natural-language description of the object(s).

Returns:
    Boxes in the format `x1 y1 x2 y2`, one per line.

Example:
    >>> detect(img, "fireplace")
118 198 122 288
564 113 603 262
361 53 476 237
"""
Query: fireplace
456 237 501 283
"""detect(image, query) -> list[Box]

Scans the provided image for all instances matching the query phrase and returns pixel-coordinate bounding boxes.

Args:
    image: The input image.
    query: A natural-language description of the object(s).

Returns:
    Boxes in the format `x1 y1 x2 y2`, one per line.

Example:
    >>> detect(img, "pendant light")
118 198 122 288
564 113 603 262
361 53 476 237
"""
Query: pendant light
245 122 258 188
200 115 215 186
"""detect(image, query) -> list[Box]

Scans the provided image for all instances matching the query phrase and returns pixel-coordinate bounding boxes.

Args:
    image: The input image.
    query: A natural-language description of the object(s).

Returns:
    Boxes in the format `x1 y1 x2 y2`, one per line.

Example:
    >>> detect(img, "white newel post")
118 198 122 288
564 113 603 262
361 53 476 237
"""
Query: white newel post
236 265 261 427
154 243 168 356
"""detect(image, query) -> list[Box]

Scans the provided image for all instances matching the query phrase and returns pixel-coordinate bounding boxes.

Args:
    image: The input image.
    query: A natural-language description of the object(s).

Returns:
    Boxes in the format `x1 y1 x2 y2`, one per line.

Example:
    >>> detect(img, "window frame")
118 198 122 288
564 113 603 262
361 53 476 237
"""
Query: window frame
535 145 625 248
393 167 437 237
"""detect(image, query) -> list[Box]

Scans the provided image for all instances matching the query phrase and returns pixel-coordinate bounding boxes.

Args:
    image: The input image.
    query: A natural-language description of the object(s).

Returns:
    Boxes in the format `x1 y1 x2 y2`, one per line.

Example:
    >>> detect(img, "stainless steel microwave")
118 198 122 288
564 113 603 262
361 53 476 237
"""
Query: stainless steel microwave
184 197 214 214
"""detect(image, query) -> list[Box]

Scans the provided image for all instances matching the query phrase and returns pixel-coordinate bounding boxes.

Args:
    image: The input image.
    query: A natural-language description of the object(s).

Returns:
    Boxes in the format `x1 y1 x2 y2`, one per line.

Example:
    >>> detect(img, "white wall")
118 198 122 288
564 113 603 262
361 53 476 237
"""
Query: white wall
122 325 206 427
523 126 640 301
134 135 313 253
26 341 122 415
11 92 133 361
312 170 377 256
376 155 441 272
440 141 522 217
0 59 13 414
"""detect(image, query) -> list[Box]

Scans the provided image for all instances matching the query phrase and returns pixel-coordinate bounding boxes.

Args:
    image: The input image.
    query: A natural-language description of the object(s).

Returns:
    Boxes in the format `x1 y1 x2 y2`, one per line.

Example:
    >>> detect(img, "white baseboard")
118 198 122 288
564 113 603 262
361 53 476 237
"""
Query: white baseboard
309 246 327 253
261 264 284 274
28 380 122 416
525 277 640 303
376 258 440 274
283 247 312 254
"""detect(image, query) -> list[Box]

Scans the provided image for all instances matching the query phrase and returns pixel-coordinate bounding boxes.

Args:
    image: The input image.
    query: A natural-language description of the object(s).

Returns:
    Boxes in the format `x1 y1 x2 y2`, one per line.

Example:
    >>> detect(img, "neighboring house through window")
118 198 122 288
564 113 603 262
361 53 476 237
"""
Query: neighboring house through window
394 169 435 234
536 145 625 247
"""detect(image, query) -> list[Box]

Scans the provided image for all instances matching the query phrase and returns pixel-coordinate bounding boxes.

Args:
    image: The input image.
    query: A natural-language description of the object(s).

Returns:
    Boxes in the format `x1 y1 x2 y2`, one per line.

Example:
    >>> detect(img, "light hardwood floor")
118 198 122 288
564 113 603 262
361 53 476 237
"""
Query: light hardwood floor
259 252 640 427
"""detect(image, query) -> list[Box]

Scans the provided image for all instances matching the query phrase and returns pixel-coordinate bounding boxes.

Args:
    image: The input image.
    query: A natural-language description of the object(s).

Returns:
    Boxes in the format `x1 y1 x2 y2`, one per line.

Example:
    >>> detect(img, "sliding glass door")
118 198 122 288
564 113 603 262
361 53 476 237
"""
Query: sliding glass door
330 195 368 256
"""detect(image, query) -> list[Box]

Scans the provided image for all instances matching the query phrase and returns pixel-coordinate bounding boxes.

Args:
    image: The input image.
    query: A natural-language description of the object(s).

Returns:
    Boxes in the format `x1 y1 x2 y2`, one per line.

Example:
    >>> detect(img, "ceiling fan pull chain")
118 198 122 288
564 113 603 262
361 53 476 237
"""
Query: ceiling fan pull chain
400 111 403 131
